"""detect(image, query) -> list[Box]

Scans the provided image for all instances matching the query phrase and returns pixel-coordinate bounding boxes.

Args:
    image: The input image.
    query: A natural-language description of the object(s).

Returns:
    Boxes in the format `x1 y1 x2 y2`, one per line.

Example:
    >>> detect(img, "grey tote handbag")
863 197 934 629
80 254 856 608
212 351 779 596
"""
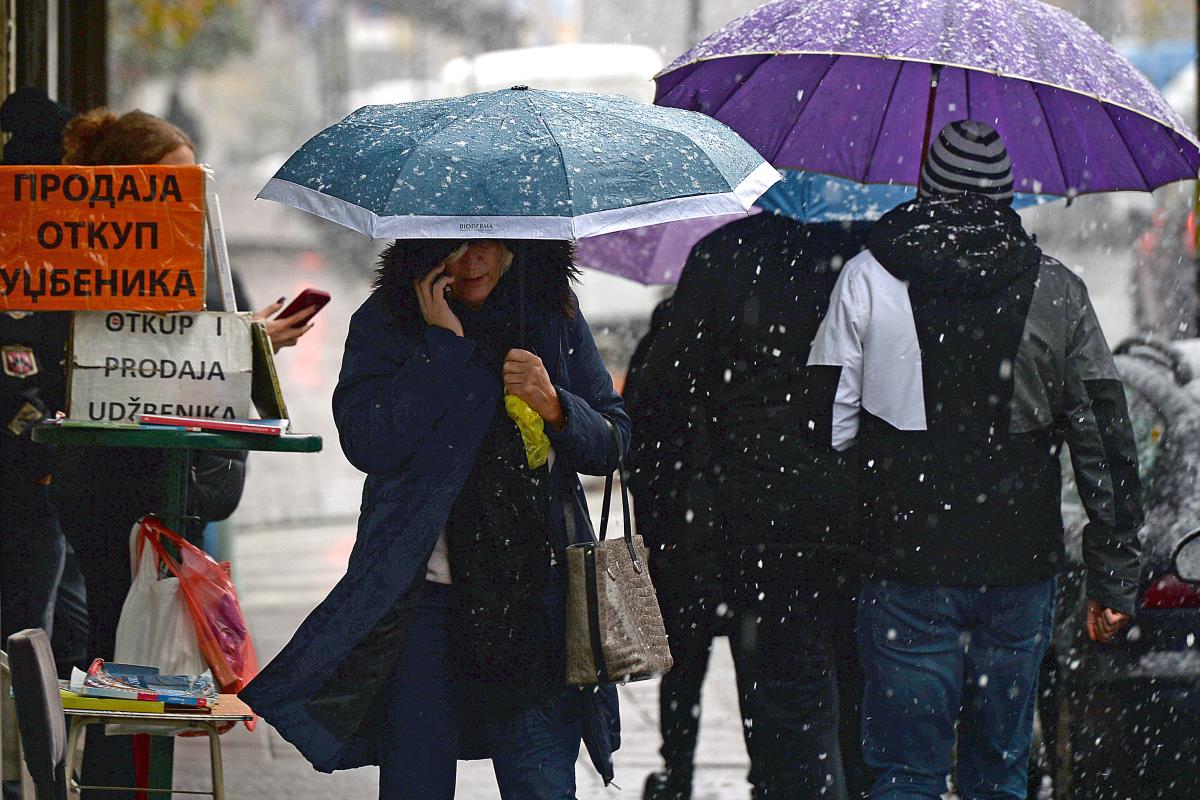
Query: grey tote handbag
565 424 673 685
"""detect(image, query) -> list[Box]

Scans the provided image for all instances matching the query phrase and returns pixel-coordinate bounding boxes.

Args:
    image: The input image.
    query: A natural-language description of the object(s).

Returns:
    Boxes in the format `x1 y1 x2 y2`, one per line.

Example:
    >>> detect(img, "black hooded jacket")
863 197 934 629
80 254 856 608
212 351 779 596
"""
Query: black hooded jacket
635 213 869 590
846 194 1143 612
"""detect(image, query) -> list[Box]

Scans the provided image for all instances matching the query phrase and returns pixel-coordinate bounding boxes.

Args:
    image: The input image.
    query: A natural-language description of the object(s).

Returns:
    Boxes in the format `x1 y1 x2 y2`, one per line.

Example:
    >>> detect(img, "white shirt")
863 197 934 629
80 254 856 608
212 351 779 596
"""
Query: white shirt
807 250 927 450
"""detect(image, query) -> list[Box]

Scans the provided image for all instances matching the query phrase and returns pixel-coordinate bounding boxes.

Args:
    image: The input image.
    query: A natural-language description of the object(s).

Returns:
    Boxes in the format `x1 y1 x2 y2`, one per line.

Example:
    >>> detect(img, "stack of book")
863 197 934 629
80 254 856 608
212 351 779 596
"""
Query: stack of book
42 416 291 436
137 414 290 435
63 660 218 713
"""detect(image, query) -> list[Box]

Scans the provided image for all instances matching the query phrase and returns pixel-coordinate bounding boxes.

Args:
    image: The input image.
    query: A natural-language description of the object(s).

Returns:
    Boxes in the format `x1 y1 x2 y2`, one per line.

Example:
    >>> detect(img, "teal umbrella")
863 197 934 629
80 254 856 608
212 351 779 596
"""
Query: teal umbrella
258 86 779 240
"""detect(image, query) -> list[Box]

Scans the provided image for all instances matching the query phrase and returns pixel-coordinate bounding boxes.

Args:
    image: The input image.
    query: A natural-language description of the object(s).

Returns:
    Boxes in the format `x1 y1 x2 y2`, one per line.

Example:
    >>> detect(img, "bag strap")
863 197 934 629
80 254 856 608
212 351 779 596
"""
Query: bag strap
596 421 643 573
139 515 199 577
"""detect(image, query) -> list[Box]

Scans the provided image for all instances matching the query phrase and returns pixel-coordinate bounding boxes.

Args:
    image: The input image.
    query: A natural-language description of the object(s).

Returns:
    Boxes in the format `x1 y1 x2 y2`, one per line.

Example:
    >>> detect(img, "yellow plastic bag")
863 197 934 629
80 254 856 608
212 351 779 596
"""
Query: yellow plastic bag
504 394 551 469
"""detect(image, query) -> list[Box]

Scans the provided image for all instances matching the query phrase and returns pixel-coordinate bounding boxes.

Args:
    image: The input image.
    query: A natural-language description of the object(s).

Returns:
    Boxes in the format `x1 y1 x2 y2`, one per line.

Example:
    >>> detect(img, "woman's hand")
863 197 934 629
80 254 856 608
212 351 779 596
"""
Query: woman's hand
414 264 463 337
503 349 565 431
252 298 317 353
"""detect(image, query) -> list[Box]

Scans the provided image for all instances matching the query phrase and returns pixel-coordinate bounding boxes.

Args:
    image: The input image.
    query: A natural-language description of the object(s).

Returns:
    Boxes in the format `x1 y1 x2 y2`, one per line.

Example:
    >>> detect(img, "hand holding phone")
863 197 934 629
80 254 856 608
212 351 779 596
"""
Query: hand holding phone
276 288 330 328
251 288 328 352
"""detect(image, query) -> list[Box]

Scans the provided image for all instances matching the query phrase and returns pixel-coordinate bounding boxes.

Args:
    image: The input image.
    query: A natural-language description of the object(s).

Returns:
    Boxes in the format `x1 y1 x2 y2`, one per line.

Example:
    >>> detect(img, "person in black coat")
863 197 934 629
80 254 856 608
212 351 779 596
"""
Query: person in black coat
627 298 749 800
0 88 76 673
636 212 872 800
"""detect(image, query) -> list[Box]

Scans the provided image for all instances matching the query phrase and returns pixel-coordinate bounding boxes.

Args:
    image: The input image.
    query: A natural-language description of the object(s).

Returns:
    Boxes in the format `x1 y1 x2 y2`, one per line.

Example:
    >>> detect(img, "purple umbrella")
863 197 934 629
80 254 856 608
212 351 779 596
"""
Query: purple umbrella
576 210 756 284
655 0 1200 197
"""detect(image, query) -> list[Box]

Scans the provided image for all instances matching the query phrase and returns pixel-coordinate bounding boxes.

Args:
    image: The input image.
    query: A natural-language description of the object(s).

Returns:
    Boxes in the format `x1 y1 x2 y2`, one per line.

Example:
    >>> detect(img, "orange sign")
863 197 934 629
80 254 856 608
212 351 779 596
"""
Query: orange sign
0 165 206 311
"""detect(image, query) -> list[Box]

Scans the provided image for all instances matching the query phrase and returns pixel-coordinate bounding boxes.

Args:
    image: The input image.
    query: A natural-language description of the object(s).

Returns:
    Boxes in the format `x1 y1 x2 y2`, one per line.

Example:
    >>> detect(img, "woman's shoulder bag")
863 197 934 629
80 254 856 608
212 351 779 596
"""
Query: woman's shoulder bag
565 422 673 685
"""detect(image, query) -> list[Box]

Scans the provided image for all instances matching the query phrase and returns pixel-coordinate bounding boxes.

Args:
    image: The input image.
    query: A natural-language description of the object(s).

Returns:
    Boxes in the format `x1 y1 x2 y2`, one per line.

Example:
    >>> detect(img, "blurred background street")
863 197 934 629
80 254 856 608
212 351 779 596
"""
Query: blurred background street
23 1 1200 797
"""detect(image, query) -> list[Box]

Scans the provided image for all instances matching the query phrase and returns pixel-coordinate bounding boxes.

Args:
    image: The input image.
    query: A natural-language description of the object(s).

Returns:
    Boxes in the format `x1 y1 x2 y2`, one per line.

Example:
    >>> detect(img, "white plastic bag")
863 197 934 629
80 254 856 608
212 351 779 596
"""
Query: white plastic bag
113 522 207 676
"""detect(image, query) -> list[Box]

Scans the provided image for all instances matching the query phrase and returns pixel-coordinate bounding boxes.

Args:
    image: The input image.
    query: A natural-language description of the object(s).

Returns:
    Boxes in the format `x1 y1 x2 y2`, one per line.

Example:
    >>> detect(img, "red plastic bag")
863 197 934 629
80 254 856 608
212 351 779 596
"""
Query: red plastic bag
140 516 260 694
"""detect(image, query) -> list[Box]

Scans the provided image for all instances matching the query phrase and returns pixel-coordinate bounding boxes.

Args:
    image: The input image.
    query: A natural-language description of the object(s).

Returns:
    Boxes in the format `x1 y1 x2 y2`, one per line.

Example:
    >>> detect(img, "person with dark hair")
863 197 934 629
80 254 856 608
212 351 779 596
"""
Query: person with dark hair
635 211 871 800
810 120 1143 799
626 298 751 800
241 238 628 799
52 107 318 799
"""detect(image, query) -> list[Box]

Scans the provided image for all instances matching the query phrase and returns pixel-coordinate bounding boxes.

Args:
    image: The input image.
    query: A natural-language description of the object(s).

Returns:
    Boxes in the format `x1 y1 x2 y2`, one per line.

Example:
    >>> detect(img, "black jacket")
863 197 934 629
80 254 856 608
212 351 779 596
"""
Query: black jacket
637 214 868 589
839 194 1143 612
2 311 69 494
625 298 726 603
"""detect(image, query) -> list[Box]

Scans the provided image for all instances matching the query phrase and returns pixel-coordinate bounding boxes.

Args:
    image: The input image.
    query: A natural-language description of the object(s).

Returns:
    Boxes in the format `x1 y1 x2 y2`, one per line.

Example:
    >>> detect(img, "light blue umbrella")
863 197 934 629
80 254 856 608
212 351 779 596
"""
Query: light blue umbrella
575 171 1057 284
755 171 1055 221
259 86 780 240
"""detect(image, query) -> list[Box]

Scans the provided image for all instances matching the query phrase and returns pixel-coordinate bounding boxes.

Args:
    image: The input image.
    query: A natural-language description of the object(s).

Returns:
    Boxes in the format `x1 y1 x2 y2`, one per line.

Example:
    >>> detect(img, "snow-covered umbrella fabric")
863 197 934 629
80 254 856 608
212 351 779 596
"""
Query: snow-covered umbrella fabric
258 86 780 240
655 0 1200 197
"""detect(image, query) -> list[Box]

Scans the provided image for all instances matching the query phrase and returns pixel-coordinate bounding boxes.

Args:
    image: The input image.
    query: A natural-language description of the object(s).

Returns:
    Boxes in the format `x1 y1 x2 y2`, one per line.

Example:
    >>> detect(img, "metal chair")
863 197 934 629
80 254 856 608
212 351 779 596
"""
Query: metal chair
7 628 240 800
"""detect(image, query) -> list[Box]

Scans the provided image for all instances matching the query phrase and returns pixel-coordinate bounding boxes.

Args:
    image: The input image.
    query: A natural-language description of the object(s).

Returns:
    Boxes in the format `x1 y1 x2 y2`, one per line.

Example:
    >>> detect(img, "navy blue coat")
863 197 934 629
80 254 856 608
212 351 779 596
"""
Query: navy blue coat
241 290 629 778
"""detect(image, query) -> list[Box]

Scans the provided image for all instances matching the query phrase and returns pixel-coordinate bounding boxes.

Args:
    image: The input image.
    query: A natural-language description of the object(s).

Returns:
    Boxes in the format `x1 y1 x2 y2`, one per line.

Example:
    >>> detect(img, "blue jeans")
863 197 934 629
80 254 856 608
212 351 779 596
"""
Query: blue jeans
379 582 581 800
857 578 1055 800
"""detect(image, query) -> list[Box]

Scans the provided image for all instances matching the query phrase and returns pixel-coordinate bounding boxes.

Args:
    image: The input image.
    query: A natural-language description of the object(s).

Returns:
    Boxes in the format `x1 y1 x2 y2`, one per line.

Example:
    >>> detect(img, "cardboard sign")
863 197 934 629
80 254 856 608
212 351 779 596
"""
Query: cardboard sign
0 165 206 312
68 311 251 423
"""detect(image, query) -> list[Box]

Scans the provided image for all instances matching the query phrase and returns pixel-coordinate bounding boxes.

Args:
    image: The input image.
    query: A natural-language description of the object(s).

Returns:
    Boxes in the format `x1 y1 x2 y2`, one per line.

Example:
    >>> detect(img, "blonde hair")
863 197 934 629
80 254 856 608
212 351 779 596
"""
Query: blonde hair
443 241 515 274
62 108 194 166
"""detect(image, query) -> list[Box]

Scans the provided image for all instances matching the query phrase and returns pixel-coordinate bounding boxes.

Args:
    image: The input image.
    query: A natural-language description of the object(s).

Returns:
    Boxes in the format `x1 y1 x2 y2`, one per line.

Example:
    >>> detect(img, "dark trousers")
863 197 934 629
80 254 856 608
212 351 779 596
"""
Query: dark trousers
1 491 66 645
858 579 1056 800
831 574 872 800
733 559 850 800
656 586 752 780
55 465 156 800
379 582 582 800
1 491 66 800
50 542 90 678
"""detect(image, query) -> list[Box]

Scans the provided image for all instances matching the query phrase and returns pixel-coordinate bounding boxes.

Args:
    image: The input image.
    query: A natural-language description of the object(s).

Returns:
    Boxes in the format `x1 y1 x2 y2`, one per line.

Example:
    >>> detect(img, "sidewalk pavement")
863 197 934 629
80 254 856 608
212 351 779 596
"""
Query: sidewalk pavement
173 521 754 799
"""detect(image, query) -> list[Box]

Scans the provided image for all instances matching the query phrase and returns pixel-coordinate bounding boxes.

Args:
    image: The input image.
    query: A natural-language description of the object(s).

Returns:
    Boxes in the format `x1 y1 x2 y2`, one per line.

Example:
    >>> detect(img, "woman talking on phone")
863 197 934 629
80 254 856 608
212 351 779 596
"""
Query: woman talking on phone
242 238 629 799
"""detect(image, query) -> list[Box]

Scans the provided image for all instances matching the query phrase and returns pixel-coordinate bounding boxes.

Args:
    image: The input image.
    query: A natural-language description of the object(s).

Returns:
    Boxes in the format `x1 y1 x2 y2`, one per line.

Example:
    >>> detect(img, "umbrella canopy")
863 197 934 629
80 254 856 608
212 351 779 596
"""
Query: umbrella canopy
576 171 1055 284
654 0 1200 197
259 86 779 240
575 210 755 285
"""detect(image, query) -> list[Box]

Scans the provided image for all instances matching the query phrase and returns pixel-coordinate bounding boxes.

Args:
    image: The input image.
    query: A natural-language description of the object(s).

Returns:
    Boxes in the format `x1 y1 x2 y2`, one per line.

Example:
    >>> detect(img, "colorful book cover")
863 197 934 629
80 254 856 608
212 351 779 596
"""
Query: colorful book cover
72 661 215 707
136 414 290 436
60 689 166 714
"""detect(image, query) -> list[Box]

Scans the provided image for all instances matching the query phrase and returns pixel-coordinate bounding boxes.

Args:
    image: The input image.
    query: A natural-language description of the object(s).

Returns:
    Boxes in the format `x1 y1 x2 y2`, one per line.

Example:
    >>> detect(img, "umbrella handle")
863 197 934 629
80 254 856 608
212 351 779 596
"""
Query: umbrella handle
518 239 526 350
919 64 943 183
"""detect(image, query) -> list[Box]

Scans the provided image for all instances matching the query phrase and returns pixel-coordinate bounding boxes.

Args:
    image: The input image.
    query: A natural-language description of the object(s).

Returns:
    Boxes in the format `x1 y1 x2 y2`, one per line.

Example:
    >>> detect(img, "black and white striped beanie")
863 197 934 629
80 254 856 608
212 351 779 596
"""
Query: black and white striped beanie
918 120 1014 205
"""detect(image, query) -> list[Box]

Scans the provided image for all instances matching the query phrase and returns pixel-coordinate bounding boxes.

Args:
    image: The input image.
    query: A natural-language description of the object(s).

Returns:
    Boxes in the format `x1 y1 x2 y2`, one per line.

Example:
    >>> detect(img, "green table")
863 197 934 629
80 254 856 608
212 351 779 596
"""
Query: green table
33 424 321 536
32 422 322 792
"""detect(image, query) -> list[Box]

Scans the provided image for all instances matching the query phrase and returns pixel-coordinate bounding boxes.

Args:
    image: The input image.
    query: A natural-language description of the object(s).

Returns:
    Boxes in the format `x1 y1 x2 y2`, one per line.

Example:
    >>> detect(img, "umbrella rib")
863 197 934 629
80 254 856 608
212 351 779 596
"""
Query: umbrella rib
521 92 575 228
381 102 497 229
1101 104 1156 193
659 50 1199 149
964 66 972 120
777 57 840 167
1031 85 1071 196
859 60 904 184
703 54 774 124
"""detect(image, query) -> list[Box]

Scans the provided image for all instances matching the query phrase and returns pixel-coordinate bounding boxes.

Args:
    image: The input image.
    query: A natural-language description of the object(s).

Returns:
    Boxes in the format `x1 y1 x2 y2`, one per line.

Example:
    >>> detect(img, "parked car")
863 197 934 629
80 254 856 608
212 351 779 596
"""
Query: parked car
1040 337 1200 800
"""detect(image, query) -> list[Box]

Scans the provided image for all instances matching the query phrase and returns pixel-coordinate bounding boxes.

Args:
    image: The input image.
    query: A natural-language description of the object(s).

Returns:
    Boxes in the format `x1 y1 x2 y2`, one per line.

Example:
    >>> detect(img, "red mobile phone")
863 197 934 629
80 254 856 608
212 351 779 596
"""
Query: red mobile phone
276 288 330 327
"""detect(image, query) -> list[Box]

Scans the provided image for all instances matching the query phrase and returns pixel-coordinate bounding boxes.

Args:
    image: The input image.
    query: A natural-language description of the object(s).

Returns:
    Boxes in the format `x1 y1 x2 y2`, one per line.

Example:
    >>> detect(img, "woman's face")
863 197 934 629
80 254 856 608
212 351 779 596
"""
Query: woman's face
157 145 196 166
444 240 509 309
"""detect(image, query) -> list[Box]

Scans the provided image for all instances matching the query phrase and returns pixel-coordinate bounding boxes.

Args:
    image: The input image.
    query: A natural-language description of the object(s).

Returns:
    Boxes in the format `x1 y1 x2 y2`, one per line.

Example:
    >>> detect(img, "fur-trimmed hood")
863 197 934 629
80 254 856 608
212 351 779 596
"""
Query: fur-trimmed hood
373 239 580 330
